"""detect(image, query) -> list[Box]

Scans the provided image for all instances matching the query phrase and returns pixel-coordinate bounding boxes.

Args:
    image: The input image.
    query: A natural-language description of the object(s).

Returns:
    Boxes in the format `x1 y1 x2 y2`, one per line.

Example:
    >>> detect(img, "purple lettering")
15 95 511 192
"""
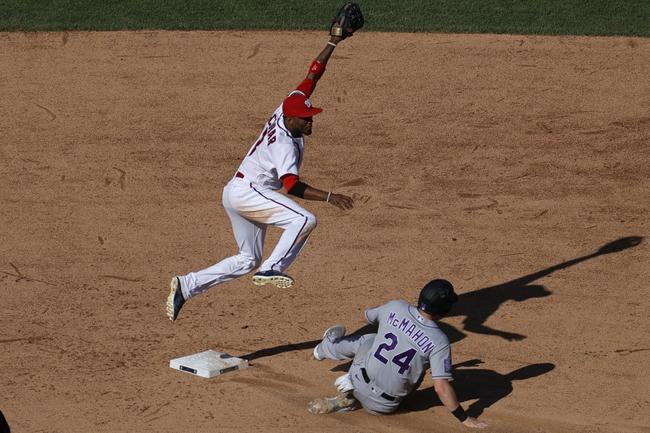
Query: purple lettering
421 341 435 354
405 324 416 337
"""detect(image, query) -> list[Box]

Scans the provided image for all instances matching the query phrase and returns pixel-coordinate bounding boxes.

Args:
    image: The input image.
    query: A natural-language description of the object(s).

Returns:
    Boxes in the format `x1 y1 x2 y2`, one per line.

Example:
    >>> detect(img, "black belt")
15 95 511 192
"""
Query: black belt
360 368 396 401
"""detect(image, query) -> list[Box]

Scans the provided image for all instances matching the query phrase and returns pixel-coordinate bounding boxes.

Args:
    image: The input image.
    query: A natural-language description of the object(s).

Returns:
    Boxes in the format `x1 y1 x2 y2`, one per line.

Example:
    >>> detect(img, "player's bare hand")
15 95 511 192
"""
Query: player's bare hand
329 193 354 210
462 417 488 429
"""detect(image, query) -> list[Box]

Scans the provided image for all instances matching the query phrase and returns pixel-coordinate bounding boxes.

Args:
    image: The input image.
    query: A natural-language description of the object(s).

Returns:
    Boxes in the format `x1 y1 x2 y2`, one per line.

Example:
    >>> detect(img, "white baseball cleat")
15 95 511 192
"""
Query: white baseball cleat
313 324 346 361
252 270 294 289
308 393 358 414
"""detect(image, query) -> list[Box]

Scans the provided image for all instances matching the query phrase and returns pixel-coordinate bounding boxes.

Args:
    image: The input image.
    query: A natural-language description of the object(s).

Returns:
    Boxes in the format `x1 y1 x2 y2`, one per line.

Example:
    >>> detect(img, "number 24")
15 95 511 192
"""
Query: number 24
373 332 416 374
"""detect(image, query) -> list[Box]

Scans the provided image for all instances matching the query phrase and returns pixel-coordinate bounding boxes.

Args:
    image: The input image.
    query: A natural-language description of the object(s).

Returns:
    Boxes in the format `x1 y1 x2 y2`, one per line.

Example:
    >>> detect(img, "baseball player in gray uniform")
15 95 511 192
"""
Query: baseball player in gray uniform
310 279 488 429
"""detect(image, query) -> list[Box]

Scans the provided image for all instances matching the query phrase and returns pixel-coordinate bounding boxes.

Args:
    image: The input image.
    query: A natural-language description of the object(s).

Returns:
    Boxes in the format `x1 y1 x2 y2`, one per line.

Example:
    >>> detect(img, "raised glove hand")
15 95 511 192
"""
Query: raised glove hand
330 3 364 39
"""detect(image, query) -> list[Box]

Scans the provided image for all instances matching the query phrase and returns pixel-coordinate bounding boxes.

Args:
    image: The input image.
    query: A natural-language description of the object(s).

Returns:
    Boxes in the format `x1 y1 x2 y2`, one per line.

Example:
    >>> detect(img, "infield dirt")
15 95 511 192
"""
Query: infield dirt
1 31 649 433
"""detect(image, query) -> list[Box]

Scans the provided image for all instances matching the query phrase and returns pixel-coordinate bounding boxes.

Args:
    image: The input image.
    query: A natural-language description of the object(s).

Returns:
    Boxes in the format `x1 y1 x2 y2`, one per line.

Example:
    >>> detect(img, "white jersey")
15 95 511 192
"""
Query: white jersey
237 105 304 190
174 47 332 311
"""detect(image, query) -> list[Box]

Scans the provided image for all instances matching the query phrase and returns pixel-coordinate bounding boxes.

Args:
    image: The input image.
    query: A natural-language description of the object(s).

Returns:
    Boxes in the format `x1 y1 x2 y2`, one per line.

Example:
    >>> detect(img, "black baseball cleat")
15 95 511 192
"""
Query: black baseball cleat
252 270 294 288
166 277 186 322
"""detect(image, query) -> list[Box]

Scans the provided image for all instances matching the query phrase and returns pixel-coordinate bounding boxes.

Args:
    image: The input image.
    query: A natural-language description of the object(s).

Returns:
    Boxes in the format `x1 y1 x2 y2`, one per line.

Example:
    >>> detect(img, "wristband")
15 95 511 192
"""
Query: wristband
327 41 337 47
451 406 468 423
288 181 309 199
326 191 332 202
309 59 326 76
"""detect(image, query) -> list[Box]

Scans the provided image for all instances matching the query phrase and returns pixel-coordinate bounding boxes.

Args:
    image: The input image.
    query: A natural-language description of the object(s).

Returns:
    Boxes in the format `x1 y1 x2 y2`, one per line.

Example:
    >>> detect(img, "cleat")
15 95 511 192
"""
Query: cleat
166 277 186 322
313 324 346 360
308 393 358 414
252 270 294 289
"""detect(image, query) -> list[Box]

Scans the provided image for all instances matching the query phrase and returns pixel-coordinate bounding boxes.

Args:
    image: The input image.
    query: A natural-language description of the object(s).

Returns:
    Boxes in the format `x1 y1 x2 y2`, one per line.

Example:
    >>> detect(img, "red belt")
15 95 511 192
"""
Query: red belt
235 171 244 179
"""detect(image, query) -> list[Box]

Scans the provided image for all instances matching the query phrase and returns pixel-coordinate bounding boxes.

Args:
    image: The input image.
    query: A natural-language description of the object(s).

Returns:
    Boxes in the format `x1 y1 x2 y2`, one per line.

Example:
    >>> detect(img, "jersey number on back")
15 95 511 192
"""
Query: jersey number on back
248 115 278 156
373 332 417 374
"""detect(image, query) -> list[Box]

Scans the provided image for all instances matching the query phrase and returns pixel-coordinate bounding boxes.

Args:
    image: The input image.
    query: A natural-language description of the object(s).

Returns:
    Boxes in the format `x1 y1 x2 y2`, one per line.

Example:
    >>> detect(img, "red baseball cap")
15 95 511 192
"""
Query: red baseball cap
282 93 323 118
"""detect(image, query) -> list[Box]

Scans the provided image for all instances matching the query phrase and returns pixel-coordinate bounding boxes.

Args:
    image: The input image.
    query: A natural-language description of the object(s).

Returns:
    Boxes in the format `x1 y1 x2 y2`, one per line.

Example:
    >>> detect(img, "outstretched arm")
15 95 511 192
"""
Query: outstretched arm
295 2 363 97
282 35 355 211
433 379 488 429
310 35 344 79
294 35 344 98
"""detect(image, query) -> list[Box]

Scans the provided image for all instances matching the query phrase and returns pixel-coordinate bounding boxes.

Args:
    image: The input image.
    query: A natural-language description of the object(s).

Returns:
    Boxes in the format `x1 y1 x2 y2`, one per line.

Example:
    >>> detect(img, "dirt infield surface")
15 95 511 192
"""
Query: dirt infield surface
1 30 649 433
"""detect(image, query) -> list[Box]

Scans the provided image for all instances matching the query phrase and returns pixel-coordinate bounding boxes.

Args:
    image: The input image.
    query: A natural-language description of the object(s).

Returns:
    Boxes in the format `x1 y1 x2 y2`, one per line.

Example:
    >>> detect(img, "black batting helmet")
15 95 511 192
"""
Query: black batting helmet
417 279 458 316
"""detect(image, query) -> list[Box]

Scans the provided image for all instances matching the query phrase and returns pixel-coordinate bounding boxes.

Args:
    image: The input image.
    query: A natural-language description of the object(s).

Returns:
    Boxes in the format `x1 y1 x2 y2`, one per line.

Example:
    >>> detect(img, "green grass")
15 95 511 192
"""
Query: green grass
1 0 649 36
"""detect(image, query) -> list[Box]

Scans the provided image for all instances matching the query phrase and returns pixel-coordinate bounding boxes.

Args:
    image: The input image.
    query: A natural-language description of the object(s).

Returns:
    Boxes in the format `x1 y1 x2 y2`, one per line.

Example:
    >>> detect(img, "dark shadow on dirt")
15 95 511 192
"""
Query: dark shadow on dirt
401 359 555 416
241 339 321 362
0 409 10 433
240 237 642 361
441 236 642 342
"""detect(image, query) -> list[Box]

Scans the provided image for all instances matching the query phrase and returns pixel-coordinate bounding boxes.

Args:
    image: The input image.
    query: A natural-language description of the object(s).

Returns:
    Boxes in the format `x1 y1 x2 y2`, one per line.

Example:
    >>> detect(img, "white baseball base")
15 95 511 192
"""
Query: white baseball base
170 350 249 378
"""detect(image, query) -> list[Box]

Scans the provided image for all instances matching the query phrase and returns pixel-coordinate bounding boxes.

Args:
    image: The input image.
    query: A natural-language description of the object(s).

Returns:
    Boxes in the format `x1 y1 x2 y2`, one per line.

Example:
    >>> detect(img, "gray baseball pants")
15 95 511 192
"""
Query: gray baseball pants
319 333 401 414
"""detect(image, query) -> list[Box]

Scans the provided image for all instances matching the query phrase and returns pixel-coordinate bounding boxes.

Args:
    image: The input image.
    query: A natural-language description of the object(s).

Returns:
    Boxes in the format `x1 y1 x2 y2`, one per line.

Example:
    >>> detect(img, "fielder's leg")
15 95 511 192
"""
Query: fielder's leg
180 197 265 297
179 214 265 297
244 186 317 288
167 182 265 320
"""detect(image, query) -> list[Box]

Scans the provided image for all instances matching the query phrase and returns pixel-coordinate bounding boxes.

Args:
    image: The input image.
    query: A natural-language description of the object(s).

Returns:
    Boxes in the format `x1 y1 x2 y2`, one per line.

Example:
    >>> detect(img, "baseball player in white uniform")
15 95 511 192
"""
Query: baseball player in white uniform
309 279 488 429
166 31 356 321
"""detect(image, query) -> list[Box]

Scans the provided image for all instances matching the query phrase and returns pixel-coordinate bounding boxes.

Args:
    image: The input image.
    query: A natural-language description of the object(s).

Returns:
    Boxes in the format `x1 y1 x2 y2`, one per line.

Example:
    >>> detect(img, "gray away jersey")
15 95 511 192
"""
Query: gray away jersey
363 299 453 397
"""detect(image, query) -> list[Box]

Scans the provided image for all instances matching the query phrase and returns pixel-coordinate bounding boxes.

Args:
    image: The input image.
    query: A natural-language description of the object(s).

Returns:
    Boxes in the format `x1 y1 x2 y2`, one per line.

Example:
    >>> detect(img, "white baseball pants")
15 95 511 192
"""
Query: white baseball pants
179 177 316 299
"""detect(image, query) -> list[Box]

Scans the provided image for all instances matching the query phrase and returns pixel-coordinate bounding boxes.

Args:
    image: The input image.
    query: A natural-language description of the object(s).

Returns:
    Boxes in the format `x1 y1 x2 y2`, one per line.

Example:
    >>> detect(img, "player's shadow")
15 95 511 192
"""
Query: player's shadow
401 359 555 416
0 409 10 433
241 339 321 362
440 236 643 343
241 324 377 363
239 236 642 361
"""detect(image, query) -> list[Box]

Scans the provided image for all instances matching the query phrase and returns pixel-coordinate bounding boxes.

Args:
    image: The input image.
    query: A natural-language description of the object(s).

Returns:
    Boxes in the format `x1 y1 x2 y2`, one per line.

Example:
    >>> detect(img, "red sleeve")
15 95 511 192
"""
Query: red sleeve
295 78 316 98
281 174 300 192
293 60 326 98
